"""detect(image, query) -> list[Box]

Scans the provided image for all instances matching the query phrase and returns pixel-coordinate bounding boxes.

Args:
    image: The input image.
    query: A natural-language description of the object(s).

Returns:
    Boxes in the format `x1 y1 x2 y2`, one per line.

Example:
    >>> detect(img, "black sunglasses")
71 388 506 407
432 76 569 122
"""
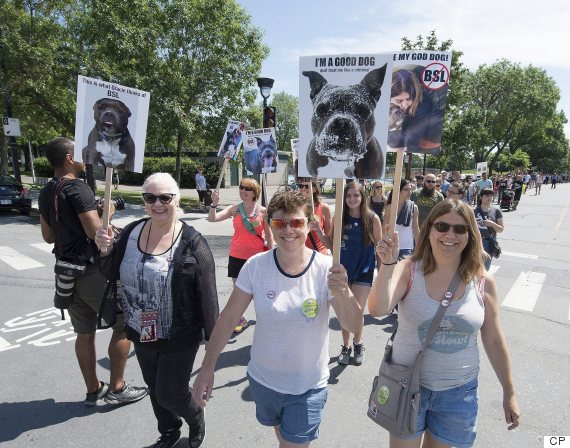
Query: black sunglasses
142 193 176 204
374 185 383 189
239 185 254 192
424 180 436 184
297 183 311 190
433 221 469 234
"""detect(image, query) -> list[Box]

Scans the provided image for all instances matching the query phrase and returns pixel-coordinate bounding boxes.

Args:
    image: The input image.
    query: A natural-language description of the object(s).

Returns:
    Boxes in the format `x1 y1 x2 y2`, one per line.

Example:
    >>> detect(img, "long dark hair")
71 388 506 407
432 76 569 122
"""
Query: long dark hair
342 181 375 246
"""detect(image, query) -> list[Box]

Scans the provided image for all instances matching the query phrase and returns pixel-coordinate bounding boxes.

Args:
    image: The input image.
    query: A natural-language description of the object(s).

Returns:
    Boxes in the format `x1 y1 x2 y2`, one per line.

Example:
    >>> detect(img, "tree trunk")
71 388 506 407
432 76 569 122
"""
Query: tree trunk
175 130 183 185
0 134 8 174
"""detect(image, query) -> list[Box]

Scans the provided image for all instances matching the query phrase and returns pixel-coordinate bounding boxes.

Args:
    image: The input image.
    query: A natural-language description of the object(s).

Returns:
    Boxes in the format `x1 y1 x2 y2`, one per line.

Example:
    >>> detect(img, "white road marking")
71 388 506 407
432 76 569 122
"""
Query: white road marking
0 336 20 352
0 246 45 270
30 242 54 253
501 271 546 312
502 251 538 260
553 199 569 231
488 265 500 276
15 328 51 343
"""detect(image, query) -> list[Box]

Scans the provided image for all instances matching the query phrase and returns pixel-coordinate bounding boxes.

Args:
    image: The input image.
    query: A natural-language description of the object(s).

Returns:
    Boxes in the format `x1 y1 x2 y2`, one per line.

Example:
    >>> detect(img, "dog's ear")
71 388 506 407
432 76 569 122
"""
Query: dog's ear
255 137 263 146
361 64 387 103
302 71 328 100
269 135 275 143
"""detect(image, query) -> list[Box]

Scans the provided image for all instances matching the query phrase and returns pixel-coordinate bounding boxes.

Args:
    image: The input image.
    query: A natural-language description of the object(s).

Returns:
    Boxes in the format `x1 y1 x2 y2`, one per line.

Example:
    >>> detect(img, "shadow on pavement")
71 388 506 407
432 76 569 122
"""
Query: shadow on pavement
0 398 118 442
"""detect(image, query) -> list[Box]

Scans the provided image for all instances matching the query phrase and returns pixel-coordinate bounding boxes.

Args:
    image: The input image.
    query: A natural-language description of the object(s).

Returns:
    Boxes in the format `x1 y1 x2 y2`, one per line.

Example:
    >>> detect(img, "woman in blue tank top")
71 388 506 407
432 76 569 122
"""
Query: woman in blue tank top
335 181 382 366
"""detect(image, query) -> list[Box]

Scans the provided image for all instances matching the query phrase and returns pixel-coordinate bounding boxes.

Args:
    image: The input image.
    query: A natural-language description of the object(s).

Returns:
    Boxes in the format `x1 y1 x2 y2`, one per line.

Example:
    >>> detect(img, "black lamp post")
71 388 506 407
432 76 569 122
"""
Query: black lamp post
256 77 274 206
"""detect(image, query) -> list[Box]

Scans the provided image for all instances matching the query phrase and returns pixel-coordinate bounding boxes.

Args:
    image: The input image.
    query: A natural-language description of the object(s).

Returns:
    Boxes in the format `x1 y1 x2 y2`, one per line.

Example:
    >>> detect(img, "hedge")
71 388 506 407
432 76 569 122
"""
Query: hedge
32 157 223 188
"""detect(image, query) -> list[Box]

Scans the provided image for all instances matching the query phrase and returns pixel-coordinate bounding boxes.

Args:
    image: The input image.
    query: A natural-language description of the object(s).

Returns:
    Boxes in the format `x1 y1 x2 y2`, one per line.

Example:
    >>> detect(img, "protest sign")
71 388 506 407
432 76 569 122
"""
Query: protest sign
218 120 246 160
243 128 278 175
298 53 393 180
387 50 452 155
477 161 488 177
74 76 150 173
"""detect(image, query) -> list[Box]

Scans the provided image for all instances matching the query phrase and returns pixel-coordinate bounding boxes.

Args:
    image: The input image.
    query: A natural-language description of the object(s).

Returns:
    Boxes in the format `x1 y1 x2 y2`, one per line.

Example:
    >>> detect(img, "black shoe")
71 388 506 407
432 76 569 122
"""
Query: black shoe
189 408 205 448
149 430 181 448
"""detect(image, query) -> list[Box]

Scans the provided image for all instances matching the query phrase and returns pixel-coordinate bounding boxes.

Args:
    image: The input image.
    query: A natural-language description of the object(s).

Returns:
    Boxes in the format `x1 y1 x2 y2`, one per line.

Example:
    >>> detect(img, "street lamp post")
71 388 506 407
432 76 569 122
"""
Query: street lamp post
256 77 274 206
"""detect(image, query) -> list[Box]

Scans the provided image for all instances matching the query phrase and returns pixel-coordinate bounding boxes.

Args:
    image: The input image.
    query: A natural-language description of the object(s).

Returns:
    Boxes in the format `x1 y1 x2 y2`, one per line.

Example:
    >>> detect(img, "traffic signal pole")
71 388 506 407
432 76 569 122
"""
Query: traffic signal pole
0 37 21 182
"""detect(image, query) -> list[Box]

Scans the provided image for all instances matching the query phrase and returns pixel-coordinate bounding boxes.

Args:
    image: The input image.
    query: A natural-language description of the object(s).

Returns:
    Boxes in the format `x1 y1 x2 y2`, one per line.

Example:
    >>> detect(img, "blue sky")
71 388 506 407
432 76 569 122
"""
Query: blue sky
238 0 570 139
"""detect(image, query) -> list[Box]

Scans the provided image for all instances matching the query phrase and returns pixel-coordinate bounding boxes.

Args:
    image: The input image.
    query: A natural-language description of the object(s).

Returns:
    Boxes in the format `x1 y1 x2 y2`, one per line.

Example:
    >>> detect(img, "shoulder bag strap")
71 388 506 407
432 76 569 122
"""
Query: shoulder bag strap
237 202 265 244
420 272 463 351
52 179 69 257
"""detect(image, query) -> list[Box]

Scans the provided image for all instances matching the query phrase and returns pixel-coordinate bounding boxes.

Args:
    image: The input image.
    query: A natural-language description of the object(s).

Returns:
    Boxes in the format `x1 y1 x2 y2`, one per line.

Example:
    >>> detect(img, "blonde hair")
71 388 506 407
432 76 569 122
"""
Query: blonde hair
411 200 485 283
240 177 261 201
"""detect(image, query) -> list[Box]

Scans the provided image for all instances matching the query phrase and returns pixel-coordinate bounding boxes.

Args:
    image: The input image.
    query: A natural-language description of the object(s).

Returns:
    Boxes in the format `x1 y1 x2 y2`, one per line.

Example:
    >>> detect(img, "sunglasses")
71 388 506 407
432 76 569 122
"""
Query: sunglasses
374 185 383 189
297 184 311 190
433 221 469 235
239 185 254 192
142 193 176 204
269 218 307 230
448 190 461 195
424 180 436 184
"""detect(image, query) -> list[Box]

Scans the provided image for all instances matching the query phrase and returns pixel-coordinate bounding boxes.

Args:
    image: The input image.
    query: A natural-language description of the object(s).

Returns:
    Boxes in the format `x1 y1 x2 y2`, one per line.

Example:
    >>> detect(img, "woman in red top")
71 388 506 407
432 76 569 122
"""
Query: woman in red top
297 178 332 254
208 178 273 333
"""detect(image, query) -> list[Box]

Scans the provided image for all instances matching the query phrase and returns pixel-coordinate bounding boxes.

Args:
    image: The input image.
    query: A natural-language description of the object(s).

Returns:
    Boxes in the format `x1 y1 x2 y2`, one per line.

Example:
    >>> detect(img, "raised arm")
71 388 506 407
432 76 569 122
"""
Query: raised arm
207 190 237 222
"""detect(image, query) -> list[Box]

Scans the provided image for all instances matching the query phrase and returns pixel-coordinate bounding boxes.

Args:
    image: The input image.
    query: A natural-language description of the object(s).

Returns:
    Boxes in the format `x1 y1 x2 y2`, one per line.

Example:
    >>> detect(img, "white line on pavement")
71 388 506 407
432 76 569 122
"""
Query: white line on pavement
30 242 54 253
501 271 546 312
0 246 45 270
502 251 538 260
0 336 20 352
488 265 500 276
553 199 569 231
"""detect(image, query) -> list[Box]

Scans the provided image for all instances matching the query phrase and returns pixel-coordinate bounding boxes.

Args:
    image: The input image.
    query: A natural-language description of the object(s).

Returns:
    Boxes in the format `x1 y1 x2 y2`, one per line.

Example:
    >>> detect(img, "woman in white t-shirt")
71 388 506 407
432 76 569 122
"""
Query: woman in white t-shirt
192 191 362 447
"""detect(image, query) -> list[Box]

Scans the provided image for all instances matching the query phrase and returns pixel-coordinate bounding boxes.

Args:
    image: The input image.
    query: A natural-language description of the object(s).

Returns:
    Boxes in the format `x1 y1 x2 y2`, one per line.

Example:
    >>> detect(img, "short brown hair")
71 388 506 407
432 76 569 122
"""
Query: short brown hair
240 177 261 201
267 191 311 221
411 200 485 283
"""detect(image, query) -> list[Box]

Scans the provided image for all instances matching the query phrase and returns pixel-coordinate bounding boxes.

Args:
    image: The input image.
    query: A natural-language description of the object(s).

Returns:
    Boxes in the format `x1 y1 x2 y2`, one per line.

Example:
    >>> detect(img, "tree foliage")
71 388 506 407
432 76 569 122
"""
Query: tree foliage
269 92 298 153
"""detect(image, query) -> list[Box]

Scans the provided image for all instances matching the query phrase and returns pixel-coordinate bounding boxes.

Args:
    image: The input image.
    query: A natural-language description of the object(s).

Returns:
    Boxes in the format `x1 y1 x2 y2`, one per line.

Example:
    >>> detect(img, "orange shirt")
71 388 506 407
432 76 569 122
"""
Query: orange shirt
229 206 267 260
305 202 328 254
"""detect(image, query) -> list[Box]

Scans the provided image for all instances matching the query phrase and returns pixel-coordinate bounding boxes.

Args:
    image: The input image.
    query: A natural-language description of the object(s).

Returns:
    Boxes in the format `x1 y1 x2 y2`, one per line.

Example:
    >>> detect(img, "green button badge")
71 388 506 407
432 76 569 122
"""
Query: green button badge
301 298 320 318
377 385 389 405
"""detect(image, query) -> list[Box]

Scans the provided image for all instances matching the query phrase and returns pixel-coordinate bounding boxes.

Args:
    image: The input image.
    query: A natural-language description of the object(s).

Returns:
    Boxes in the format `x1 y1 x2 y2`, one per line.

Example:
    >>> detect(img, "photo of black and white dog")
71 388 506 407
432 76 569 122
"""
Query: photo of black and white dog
82 98 135 171
302 64 387 179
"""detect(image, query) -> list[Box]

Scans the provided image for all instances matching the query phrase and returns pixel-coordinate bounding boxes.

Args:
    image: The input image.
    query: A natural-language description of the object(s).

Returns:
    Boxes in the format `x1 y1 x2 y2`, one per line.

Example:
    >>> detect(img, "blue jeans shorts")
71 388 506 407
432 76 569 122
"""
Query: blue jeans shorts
351 269 374 287
395 378 479 448
247 374 328 445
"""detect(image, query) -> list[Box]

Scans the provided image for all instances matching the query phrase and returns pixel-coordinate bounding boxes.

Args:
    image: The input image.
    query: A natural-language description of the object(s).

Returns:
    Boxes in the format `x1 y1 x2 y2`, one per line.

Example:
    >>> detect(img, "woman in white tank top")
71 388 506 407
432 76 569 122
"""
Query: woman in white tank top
369 200 520 448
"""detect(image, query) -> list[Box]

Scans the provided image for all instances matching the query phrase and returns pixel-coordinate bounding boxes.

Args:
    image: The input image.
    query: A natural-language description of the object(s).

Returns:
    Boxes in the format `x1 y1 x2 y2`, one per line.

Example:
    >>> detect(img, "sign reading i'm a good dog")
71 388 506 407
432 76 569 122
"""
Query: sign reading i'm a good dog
387 50 451 155
74 76 150 173
217 120 246 161
243 128 278 175
298 54 393 180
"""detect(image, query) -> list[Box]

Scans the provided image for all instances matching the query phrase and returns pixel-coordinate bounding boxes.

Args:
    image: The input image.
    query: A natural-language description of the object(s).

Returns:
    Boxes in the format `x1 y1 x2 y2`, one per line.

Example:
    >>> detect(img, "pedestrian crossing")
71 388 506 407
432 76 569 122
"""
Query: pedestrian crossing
0 242 568 321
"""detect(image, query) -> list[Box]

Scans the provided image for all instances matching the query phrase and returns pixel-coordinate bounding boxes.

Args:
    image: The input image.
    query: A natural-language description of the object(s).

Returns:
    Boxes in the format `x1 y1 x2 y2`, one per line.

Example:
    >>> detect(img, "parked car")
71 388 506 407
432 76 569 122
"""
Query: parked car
0 174 32 215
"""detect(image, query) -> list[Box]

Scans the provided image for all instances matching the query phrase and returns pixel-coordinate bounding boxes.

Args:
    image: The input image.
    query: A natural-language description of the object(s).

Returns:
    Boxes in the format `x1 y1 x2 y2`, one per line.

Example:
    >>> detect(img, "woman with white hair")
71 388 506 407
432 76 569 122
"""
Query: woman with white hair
95 172 219 448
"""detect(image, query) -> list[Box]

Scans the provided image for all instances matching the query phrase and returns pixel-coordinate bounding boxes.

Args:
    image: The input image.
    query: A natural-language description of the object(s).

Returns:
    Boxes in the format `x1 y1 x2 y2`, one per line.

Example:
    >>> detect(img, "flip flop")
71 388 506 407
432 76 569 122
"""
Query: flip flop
233 317 249 334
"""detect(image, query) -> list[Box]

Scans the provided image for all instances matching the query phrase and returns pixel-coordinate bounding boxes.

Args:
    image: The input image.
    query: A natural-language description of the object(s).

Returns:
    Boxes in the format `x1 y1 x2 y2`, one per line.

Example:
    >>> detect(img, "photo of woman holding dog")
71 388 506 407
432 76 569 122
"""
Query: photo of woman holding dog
369 199 520 448
192 190 362 447
334 181 382 366
207 177 274 334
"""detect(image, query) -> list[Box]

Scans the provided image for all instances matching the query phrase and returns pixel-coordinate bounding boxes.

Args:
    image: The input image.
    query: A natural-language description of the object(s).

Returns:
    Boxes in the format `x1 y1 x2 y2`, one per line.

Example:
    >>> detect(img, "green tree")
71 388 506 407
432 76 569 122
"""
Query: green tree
269 92 298 153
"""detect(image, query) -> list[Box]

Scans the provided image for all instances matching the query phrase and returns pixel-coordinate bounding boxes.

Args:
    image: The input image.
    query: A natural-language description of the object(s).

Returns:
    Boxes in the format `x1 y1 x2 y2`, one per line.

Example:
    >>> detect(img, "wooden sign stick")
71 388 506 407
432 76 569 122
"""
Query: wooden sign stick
332 178 345 265
387 149 406 238
215 158 230 190
101 167 113 230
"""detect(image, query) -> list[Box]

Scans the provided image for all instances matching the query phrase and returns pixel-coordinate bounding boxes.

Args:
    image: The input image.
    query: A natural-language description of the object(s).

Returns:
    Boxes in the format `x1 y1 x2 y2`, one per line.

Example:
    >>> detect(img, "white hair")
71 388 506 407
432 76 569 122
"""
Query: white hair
143 173 182 214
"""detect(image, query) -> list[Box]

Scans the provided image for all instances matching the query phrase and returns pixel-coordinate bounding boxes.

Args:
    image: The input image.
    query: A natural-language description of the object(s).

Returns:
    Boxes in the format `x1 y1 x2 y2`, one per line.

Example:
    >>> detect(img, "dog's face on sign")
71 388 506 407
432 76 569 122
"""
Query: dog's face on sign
302 66 387 166
256 136 277 169
93 98 131 138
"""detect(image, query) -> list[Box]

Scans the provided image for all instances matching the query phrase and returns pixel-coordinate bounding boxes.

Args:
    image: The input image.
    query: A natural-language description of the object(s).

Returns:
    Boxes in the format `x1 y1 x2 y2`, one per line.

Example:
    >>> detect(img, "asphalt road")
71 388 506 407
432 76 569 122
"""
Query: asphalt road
0 183 569 447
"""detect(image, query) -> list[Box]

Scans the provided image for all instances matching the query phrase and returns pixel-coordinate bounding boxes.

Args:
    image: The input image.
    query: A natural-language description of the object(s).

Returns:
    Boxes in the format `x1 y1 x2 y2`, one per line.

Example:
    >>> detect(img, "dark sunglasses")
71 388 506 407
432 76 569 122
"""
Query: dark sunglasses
433 221 469 234
142 193 176 204
374 185 383 189
239 185 254 192
297 183 311 190
424 180 436 184
270 218 307 230
448 190 461 195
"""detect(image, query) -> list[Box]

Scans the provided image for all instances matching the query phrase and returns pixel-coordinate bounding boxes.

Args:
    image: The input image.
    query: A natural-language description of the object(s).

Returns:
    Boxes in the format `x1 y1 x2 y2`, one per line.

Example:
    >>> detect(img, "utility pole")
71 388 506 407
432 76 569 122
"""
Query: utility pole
0 34 21 182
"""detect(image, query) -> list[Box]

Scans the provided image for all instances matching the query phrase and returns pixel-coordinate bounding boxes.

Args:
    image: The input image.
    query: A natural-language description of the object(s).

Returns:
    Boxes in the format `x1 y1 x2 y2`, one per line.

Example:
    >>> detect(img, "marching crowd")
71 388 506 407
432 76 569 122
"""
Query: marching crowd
39 137 522 448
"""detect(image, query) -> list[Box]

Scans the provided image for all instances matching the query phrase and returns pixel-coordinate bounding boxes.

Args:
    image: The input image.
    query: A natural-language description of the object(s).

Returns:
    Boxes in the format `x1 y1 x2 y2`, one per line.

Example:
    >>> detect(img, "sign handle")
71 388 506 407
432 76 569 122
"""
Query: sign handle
308 181 315 216
215 158 229 190
101 167 113 230
332 178 345 265
387 149 406 237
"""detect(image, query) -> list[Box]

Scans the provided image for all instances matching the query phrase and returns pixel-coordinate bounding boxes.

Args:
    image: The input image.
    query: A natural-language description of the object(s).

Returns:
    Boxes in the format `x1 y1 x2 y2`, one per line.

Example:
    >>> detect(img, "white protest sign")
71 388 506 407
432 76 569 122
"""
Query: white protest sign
243 128 278 175
298 53 393 180
74 76 150 173
3 117 21 137
477 161 488 176
217 120 246 160
387 50 452 155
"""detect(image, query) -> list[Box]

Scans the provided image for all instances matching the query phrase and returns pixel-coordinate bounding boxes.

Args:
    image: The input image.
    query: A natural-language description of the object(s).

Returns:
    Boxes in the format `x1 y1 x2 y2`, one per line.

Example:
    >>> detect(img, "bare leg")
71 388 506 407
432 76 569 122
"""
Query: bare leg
422 432 451 448
75 332 100 393
349 283 371 344
390 434 422 448
274 426 310 448
108 328 131 391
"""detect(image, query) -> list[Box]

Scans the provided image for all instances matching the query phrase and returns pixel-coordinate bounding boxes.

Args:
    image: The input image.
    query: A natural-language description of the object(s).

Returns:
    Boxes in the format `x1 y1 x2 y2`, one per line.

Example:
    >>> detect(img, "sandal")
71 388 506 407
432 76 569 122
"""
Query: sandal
233 316 249 334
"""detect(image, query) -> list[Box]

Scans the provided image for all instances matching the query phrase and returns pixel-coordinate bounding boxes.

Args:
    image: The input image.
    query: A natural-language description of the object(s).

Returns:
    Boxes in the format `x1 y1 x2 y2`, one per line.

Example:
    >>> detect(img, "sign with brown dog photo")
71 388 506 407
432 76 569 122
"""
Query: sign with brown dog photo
298 53 393 180
74 76 150 173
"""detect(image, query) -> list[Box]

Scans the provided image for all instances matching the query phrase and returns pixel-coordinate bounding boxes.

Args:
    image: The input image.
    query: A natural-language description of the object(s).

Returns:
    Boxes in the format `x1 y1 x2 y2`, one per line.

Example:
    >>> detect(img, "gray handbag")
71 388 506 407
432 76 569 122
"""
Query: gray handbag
367 272 462 438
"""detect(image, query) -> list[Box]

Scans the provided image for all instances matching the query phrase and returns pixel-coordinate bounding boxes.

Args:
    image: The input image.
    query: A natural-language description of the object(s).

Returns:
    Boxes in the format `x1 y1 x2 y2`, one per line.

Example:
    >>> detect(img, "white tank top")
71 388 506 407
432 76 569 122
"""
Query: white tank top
392 261 485 391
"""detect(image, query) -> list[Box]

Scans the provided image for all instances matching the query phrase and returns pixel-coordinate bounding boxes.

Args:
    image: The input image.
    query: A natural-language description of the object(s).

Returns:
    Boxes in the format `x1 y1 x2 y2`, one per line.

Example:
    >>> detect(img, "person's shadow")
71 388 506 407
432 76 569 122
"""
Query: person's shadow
0 399 117 443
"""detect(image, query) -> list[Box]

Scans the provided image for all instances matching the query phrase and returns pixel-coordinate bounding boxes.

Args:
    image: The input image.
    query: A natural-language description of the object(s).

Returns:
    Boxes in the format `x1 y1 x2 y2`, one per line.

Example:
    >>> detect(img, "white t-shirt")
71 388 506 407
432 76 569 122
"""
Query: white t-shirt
236 249 333 395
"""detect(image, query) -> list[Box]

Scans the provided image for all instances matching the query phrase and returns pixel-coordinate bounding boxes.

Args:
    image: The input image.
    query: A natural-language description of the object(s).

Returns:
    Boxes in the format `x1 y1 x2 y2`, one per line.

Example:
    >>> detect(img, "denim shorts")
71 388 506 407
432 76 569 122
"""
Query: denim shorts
351 269 374 287
247 374 328 444
395 378 479 448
